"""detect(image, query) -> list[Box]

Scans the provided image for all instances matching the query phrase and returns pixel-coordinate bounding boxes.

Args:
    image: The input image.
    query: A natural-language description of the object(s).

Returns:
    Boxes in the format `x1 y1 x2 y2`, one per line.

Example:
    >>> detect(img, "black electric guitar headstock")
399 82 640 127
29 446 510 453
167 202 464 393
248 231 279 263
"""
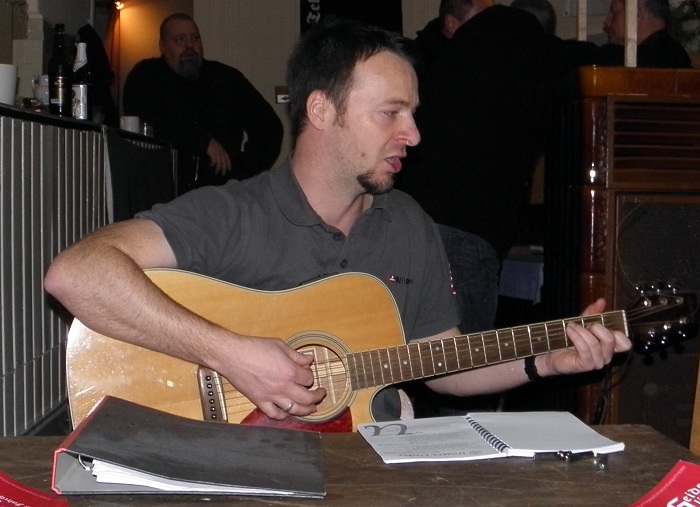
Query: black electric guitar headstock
626 287 699 354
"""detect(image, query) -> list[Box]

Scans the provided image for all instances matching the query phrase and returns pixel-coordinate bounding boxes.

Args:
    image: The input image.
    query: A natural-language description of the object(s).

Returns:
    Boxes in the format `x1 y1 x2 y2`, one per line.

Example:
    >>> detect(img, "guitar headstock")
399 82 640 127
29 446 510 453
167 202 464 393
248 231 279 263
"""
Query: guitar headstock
627 290 699 354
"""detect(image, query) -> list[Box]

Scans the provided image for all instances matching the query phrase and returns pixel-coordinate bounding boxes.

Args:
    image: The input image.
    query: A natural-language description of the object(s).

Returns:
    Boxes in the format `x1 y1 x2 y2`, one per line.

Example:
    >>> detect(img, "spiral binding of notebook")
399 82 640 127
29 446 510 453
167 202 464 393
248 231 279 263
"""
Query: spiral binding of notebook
465 415 509 453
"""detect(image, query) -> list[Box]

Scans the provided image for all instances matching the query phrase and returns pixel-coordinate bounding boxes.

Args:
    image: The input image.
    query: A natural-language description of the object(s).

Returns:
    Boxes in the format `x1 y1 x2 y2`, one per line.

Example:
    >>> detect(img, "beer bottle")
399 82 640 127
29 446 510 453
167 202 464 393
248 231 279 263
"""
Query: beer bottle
48 24 72 117
72 42 92 120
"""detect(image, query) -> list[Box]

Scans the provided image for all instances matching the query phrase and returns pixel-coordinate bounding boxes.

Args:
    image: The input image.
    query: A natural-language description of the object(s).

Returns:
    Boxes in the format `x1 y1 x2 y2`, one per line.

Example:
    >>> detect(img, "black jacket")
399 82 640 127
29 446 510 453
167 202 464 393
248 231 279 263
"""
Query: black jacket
400 6 554 258
411 17 451 81
597 29 692 68
123 58 283 189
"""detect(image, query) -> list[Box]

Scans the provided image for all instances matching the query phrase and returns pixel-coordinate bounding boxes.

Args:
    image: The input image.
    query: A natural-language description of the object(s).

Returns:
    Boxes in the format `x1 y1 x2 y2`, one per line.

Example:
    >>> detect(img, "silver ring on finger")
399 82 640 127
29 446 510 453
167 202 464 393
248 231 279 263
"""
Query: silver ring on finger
284 401 295 413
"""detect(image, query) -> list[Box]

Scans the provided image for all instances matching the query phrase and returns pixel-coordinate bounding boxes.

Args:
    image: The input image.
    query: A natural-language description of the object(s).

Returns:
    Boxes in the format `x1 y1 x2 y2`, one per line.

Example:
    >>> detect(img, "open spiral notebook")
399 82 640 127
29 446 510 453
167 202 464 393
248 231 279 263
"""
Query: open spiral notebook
358 411 624 464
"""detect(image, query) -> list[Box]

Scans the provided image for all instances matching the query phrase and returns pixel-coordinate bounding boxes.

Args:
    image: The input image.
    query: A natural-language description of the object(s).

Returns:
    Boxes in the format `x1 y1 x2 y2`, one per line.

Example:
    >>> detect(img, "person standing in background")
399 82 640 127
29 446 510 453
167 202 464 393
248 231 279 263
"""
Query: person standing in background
597 0 691 67
401 0 690 339
400 0 554 338
409 0 467 81
123 13 284 194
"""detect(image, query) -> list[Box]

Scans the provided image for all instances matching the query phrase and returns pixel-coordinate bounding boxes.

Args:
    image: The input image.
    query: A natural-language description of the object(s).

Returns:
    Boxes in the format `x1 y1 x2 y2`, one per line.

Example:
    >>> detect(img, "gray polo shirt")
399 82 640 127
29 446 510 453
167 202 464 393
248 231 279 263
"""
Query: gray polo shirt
138 161 458 343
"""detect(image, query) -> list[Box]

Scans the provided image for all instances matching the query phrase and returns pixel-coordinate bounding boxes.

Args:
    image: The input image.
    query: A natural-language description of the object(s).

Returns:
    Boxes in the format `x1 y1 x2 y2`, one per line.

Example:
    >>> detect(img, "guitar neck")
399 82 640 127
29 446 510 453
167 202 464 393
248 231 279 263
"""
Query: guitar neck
346 310 628 390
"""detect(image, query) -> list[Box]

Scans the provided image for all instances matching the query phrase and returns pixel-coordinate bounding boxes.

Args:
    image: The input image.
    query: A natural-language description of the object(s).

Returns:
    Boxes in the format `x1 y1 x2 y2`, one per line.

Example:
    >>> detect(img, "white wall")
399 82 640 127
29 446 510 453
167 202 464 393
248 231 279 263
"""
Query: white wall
11 0 94 100
192 0 445 163
37 0 93 35
403 0 442 38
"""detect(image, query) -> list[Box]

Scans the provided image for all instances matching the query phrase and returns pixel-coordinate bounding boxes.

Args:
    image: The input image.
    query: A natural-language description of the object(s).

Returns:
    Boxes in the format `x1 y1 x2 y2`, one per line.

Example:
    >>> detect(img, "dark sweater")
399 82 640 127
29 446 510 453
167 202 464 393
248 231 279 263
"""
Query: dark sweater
400 6 555 258
123 57 283 188
597 29 692 68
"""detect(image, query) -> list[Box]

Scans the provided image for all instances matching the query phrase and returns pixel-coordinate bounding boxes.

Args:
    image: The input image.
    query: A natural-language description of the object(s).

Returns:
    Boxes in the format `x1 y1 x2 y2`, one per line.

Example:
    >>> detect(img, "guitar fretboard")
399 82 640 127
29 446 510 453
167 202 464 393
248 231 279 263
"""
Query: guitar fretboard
346 311 627 390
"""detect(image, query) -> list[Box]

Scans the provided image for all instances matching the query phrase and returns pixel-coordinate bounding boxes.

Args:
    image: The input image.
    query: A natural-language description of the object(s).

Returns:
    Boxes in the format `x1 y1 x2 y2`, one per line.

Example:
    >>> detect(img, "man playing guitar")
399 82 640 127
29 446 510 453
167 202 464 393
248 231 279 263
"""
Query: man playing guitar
44 19 631 428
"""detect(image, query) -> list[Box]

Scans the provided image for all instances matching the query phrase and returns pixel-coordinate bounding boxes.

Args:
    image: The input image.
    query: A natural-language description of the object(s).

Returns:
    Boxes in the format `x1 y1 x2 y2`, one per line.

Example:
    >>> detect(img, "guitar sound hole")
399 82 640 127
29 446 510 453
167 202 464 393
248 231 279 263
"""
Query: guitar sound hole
297 344 351 421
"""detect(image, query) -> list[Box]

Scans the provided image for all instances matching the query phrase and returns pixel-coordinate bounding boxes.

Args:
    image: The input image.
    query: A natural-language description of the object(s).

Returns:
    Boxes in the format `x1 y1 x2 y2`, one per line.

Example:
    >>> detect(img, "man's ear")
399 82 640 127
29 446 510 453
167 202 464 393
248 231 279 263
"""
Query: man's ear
306 90 331 129
443 14 462 38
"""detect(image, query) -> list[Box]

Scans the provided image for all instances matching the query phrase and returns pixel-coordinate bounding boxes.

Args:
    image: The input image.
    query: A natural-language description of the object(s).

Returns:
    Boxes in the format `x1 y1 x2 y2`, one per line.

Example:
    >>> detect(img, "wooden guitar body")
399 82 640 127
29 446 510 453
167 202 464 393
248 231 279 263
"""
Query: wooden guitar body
67 269 697 432
66 270 405 431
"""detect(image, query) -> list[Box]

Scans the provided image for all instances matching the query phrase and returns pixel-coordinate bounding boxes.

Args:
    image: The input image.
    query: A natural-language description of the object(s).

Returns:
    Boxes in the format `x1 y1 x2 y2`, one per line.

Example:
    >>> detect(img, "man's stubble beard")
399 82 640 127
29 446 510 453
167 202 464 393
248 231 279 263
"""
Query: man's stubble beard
357 171 395 196
333 114 395 196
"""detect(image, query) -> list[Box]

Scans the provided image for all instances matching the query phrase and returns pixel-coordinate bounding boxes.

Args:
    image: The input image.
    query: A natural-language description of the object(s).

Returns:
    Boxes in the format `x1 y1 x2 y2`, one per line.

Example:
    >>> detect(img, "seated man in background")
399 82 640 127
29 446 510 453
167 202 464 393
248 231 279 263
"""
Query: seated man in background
123 13 284 194
45 19 631 425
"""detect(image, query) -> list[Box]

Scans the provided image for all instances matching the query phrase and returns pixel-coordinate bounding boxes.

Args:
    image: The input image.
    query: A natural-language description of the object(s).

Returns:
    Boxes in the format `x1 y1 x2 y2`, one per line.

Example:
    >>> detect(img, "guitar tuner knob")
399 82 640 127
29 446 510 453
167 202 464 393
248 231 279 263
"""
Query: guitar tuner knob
635 280 680 294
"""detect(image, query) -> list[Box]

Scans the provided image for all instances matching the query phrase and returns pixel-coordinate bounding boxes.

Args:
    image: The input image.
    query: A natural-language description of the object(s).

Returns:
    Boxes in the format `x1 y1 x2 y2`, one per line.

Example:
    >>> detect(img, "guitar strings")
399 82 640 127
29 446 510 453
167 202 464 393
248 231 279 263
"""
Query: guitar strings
219 304 675 417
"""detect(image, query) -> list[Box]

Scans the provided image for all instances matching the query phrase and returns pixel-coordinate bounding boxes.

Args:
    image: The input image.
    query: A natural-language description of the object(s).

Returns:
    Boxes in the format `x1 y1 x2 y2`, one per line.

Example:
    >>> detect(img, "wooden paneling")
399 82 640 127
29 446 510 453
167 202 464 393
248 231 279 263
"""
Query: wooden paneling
546 66 700 445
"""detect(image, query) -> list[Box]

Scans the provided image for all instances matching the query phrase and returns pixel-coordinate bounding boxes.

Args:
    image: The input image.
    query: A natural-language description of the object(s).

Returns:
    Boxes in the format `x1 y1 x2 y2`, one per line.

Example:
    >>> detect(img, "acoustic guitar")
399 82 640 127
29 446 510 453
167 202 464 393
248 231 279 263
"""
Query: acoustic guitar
66 269 698 432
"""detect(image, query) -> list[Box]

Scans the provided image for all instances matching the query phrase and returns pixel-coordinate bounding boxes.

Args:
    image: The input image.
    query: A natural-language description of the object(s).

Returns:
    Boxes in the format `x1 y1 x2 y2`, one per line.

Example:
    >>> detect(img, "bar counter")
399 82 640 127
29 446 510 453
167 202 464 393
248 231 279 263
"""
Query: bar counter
1 424 697 506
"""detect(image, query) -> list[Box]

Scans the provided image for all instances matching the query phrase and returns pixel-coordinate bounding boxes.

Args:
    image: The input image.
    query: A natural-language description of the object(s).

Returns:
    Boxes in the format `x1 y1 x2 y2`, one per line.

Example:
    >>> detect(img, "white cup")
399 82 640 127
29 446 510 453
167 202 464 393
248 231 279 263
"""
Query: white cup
119 115 140 133
0 63 18 105
33 74 49 105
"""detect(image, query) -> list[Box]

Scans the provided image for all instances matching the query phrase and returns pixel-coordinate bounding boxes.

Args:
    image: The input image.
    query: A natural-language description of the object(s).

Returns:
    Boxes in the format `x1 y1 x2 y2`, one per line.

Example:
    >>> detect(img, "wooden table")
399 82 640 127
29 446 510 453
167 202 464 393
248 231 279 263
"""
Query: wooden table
1 425 697 506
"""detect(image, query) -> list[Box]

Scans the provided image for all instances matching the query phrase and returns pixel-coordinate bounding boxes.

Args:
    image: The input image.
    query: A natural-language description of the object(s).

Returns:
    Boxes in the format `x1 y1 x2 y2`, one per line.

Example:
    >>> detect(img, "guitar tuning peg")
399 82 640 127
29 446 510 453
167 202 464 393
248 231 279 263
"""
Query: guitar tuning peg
634 281 650 294
648 280 663 292
663 279 680 292
635 280 669 294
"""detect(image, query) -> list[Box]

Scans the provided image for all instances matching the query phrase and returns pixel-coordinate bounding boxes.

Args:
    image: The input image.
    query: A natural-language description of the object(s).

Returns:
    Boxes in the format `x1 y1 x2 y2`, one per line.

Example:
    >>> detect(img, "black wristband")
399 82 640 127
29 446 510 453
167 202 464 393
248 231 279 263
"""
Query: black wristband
524 356 542 381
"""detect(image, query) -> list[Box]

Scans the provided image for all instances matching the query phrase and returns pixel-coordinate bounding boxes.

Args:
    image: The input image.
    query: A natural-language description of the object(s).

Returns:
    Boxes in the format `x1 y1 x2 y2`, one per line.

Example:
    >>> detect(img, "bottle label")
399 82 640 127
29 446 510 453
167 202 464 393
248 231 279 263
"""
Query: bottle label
50 76 69 105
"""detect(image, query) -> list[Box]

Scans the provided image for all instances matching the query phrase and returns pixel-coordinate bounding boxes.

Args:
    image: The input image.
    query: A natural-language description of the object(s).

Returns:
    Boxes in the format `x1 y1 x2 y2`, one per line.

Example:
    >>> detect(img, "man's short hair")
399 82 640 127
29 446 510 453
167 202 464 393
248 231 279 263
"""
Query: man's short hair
160 12 196 40
285 17 414 140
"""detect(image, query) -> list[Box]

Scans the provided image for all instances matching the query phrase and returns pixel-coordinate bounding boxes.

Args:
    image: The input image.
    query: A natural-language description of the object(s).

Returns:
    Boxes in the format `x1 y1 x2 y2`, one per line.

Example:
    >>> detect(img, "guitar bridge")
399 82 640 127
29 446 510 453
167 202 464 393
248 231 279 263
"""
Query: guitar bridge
197 367 227 422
